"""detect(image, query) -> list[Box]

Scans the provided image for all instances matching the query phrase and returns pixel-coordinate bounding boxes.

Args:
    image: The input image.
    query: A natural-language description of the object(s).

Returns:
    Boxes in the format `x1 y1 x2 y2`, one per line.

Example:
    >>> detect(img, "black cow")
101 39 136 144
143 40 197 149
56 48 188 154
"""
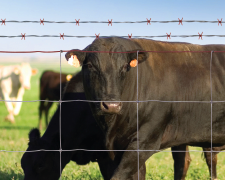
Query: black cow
39 70 72 130
22 72 117 180
65 37 225 180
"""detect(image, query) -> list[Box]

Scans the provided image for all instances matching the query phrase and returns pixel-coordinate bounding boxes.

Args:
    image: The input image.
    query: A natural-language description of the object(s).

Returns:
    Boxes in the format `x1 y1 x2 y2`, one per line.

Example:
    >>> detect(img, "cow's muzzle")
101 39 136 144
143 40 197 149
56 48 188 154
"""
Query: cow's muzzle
100 101 122 114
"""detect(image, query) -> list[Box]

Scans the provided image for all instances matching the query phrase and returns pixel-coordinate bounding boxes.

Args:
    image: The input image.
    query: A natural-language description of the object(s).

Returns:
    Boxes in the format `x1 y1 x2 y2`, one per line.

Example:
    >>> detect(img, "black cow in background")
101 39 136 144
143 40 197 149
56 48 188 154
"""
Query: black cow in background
22 72 122 180
39 70 73 130
65 37 225 180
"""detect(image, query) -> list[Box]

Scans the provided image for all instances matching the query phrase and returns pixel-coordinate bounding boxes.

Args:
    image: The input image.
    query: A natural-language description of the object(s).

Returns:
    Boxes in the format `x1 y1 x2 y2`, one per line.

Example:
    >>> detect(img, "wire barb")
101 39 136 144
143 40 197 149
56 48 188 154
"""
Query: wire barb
59 33 64 40
178 17 183 25
217 18 222 26
166 32 171 39
75 19 80 26
95 33 100 39
198 32 203 40
21 33 26 40
128 33 132 39
146 18 151 25
1 19 6 25
40 18 44 25
108 19 112 26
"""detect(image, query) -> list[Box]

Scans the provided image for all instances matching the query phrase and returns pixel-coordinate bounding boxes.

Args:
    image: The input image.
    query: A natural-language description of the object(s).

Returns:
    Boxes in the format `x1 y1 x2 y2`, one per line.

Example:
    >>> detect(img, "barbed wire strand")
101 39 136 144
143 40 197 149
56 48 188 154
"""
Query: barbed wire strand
1 20 224 24
0 35 225 39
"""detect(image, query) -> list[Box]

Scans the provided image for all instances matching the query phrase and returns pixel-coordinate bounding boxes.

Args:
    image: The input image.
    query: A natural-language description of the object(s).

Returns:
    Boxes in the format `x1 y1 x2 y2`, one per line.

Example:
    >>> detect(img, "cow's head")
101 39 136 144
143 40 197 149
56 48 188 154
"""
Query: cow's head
65 38 148 115
14 63 38 90
21 129 61 180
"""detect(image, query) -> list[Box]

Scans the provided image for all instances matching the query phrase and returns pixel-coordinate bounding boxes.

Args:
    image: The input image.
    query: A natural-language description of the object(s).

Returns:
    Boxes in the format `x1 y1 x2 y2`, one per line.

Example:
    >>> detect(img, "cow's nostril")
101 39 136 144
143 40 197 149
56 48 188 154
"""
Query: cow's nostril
102 102 109 110
101 101 122 114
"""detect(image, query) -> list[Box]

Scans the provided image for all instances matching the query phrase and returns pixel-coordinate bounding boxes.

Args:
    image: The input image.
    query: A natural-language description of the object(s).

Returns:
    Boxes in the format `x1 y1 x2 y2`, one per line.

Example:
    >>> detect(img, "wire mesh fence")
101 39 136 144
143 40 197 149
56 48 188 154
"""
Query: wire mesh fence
0 48 225 180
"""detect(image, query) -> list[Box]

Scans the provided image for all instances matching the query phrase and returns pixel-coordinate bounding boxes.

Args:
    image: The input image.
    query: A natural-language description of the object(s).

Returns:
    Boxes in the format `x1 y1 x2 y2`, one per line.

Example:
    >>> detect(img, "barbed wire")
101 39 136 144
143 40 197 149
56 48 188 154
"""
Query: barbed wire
0 18 223 26
0 34 225 40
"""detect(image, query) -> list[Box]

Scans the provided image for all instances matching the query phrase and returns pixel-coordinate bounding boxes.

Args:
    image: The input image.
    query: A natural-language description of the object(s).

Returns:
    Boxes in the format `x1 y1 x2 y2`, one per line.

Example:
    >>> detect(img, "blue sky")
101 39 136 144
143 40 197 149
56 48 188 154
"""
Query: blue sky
0 0 224 58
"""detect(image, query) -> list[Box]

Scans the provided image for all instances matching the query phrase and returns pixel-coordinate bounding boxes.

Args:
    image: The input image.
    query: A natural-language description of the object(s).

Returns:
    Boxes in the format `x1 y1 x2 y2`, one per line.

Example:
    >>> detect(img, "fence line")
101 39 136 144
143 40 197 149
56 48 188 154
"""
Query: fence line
1 19 223 25
1 149 225 153
0 50 225 180
0 34 225 40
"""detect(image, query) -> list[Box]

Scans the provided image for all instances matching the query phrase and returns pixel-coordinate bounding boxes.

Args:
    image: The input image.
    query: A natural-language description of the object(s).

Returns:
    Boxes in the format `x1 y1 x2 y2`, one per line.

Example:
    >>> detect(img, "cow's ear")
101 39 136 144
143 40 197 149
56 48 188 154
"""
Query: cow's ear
65 49 86 67
31 68 38 75
127 50 148 67
14 66 21 75
29 128 40 142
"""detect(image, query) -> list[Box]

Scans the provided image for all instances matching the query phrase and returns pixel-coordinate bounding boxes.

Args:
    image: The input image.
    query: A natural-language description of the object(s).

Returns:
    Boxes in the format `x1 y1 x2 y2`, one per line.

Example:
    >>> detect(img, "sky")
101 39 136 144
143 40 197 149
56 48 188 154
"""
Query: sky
0 0 224 59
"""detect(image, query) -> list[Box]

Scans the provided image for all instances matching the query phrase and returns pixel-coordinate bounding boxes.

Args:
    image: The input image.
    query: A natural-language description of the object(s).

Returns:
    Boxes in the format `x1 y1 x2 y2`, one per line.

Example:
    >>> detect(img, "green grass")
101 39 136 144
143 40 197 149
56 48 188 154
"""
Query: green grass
0 60 225 179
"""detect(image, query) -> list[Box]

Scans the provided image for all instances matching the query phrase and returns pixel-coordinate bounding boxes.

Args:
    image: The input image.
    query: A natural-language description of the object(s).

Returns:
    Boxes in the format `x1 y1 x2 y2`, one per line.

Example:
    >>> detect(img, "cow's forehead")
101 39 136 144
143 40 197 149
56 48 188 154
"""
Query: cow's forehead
87 51 127 71
87 40 128 66
90 38 126 51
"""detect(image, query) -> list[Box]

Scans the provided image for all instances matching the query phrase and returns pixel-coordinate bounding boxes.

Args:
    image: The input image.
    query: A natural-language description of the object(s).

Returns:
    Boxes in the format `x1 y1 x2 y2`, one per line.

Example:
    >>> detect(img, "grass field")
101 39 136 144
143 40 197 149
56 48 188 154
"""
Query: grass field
0 59 225 180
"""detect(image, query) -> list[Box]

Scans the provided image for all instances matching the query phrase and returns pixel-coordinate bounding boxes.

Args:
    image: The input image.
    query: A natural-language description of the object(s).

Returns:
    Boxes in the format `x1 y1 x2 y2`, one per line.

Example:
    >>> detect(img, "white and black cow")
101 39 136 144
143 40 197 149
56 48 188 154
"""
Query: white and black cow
0 63 37 123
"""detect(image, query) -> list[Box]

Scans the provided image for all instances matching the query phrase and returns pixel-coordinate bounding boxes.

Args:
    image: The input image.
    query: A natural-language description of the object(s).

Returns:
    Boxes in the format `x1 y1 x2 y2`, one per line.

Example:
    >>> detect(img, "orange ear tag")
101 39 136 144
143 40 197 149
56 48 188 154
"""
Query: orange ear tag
68 55 80 67
66 74 72 81
130 59 138 67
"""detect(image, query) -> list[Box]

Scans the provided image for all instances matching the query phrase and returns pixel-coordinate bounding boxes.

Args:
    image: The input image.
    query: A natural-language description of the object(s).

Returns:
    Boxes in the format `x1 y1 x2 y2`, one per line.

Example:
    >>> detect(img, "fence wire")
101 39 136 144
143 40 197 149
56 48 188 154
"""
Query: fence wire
1 19 224 24
0 50 224 180
0 34 225 39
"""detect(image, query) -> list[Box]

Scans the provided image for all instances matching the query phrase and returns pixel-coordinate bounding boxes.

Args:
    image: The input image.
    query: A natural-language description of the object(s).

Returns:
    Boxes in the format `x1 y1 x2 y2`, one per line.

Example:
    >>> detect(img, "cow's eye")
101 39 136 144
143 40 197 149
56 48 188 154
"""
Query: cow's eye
87 64 93 69
123 63 130 72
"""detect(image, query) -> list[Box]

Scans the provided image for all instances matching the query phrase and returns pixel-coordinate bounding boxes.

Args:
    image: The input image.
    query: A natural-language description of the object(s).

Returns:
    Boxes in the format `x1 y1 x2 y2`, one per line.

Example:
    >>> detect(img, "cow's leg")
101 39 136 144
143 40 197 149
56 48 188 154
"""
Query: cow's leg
11 97 16 106
98 156 145 180
3 93 15 123
108 103 173 180
172 145 191 180
130 164 146 180
203 147 218 180
110 139 160 180
44 101 53 128
38 101 45 130
13 87 25 116
97 156 118 180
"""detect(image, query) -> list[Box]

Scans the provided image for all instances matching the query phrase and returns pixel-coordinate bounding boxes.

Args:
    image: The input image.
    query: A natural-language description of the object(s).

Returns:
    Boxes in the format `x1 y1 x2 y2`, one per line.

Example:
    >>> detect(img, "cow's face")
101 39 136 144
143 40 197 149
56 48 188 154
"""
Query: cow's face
65 38 148 115
21 129 60 180
14 63 38 90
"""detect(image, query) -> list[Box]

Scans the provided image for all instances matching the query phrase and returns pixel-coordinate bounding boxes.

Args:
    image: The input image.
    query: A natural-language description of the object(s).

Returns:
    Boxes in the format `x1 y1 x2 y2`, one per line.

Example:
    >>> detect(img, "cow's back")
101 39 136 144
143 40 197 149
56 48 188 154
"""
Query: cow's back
131 39 225 101
0 65 20 98
40 70 68 100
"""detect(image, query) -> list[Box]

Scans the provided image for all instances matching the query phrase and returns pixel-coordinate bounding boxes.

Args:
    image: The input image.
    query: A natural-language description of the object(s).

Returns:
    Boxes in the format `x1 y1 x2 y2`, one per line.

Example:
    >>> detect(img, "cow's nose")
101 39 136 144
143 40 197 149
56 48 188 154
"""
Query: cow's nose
100 102 122 114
